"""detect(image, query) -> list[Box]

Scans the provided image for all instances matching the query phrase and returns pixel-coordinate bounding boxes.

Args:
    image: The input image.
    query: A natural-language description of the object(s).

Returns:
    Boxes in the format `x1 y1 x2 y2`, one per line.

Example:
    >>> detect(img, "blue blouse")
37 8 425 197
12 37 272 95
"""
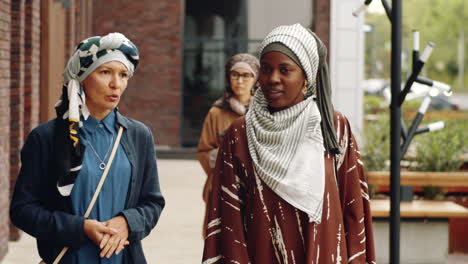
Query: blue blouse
69 110 131 263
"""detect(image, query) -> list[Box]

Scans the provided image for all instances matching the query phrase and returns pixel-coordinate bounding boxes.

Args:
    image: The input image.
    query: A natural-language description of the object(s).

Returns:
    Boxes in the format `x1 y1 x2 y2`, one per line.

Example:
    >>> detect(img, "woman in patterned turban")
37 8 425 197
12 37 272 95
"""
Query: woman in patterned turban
202 24 376 263
10 32 165 263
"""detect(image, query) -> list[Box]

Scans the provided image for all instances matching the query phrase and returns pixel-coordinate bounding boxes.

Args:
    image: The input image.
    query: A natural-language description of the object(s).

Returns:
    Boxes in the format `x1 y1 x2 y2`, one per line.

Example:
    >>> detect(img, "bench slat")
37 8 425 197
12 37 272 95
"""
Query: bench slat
367 171 468 187
371 200 468 218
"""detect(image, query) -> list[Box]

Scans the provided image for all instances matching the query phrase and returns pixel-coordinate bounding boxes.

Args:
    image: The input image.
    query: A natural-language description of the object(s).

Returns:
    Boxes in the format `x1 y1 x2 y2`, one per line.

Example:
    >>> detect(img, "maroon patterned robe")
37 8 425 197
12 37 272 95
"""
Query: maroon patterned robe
202 112 376 264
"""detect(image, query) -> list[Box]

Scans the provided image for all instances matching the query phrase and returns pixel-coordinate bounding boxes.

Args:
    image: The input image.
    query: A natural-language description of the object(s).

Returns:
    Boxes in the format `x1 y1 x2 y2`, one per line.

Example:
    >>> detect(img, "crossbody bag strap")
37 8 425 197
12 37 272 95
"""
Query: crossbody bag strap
52 126 124 264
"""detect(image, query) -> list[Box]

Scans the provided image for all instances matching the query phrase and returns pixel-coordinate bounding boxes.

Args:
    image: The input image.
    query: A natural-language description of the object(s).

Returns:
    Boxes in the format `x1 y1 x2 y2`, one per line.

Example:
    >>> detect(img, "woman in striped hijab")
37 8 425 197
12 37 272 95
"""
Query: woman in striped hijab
203 24 375 263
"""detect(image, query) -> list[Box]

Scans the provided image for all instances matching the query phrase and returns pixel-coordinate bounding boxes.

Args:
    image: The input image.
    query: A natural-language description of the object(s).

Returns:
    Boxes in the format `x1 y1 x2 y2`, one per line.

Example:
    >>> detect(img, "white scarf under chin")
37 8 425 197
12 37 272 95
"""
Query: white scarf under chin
245 91 325 223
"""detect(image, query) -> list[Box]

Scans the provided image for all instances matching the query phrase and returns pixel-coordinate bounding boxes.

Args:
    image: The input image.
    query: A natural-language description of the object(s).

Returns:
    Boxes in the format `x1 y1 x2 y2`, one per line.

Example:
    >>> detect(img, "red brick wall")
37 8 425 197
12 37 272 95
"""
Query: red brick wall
10 0 41 241
75 0 93 42
65 0 76 59
313 0 331 55
8 0 47 244
23 0 41 136
0 0 11 260
1 0 93 256
9 0 24 243
93 0 182 146
66 0 93 58
66 0 93 68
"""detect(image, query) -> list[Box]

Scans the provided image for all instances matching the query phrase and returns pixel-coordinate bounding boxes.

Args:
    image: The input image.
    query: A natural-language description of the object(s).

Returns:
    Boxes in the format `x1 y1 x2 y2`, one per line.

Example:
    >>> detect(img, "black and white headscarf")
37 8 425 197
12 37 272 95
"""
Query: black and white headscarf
246 23 337 223
55 32 139 196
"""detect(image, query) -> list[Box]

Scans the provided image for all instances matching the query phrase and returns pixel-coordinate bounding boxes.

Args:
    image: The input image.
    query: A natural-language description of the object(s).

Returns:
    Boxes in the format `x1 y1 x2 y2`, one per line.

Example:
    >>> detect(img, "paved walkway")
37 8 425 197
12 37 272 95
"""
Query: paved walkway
3 159 468 263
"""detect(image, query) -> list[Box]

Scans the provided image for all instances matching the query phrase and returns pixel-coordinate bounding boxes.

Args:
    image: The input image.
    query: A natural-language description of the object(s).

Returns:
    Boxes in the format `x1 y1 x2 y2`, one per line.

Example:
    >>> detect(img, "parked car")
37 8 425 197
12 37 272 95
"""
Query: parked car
430 94 460 110
381 82 459 111
362 78 388 95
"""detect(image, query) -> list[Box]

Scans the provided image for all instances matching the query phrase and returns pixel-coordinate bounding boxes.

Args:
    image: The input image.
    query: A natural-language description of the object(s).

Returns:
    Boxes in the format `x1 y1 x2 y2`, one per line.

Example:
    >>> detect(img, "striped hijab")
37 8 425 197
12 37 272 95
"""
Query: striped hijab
246 24 329 222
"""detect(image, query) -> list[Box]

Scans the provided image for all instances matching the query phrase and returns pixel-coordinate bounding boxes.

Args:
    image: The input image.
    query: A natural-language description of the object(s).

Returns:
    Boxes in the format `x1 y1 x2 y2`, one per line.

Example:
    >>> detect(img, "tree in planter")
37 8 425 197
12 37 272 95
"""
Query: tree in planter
414 121 467 199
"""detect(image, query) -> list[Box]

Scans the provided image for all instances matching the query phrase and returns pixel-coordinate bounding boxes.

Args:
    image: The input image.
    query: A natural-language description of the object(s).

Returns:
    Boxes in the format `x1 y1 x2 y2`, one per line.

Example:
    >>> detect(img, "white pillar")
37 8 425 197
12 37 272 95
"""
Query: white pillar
330 0 365 137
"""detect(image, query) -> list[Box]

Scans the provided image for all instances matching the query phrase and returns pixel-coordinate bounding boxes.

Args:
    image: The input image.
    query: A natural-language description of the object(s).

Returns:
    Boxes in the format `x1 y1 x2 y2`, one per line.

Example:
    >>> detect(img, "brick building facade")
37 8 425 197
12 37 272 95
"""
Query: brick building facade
0 0 93 260
93 0 183 147
0 0 12 259
313 0 330 54
91 0 328 148
9 0 25 242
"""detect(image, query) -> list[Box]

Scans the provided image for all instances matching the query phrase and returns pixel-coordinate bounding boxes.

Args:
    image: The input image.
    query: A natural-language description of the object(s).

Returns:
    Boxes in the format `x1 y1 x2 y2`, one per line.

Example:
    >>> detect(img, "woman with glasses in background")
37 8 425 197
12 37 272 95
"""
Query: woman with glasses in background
196 53 259 237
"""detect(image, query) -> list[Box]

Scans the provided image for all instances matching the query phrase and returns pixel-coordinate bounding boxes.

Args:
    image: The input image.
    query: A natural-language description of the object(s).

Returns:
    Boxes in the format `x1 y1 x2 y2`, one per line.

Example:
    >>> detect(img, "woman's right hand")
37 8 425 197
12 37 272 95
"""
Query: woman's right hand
83 219 118 246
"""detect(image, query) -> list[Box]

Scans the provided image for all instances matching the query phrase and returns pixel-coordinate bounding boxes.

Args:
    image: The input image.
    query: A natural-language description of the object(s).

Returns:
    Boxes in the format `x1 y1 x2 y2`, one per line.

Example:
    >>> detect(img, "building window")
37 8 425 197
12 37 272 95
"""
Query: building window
182 0 247 147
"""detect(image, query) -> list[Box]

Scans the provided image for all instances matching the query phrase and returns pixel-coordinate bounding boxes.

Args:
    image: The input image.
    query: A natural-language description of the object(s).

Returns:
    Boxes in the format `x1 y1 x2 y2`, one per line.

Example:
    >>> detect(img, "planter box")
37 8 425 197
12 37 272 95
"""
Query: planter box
373 219 448 264
371 199 468 263
449 199 468 253
368 171 468 253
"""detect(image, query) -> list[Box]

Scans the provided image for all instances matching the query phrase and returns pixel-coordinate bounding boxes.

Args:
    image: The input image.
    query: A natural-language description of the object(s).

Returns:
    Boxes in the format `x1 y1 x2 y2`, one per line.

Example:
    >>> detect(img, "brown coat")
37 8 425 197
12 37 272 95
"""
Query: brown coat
197 106 242 181
202 112 376 264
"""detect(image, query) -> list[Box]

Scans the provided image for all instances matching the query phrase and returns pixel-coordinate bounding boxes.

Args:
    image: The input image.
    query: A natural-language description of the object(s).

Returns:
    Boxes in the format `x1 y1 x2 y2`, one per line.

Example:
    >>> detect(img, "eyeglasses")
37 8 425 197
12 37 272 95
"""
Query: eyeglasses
230 71 254 81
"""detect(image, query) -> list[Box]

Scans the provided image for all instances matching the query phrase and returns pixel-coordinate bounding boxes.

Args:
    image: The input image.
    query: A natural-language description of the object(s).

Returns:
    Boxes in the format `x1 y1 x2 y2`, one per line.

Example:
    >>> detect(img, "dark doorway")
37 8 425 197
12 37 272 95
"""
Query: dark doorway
182 0 247 147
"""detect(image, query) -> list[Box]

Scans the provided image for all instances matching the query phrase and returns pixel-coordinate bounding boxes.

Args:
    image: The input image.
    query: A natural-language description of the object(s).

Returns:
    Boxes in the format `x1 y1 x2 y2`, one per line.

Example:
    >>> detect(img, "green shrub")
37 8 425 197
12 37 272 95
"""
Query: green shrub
401 98 422 113
361 114 391 198
364 95 386 114
361 114 390 171
414 121 467 199
414 122 466 172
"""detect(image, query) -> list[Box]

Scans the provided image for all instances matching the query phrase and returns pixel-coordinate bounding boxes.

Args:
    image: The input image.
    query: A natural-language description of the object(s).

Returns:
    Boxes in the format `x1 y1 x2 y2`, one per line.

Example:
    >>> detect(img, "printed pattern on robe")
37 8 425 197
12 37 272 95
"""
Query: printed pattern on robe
334 112 376 264
202 113 376 264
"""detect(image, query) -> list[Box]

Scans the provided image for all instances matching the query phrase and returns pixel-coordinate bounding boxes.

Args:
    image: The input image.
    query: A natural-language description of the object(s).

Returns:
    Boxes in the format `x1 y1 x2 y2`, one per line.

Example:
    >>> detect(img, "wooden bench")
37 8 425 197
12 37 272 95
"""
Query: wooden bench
371 199 468 218
367 171 468 264
367 171 468 187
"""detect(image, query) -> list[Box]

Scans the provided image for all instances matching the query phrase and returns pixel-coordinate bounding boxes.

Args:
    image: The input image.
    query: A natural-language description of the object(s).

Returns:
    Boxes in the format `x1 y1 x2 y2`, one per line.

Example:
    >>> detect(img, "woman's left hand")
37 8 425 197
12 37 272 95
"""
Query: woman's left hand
99 216 130 258
208 148 219 168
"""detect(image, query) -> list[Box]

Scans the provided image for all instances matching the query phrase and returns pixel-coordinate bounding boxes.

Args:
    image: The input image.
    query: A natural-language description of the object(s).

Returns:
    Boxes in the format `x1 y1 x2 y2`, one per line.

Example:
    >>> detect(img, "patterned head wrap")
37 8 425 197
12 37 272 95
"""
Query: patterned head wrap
55 32 139 196
213 53 259 115
259 24 339 154
224 53 260 95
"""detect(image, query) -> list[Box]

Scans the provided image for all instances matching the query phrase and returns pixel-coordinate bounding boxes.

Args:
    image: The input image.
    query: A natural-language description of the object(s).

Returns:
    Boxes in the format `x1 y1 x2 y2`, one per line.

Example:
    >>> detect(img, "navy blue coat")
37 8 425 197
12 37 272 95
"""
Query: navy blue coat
10 111 165 263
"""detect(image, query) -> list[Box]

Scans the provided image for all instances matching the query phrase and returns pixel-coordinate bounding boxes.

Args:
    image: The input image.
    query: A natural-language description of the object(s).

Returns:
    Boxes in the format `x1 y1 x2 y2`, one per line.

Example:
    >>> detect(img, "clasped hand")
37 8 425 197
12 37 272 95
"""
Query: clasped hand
84 216 130 258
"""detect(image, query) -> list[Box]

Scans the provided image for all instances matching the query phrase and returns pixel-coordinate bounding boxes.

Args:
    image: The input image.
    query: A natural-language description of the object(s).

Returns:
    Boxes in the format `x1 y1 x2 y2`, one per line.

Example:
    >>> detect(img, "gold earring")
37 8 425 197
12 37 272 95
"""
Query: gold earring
251 82 259 95
302 80 309 95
